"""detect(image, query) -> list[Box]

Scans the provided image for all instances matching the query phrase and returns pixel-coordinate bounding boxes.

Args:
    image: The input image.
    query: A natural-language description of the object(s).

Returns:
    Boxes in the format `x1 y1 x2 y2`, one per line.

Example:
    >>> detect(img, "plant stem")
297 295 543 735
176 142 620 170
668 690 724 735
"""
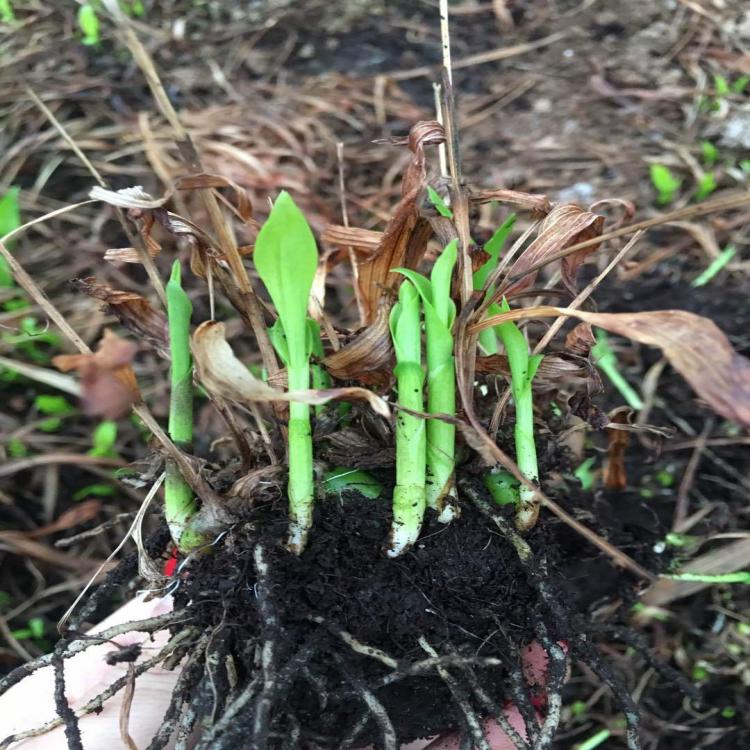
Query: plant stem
286 362 314 554
388 281 426 557
165 261 202 551
495 303 541 531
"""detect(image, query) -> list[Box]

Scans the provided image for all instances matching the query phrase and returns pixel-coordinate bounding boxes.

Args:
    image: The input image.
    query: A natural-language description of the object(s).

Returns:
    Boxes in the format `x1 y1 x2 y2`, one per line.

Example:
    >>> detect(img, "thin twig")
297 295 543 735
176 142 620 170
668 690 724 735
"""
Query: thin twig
118 665 139 750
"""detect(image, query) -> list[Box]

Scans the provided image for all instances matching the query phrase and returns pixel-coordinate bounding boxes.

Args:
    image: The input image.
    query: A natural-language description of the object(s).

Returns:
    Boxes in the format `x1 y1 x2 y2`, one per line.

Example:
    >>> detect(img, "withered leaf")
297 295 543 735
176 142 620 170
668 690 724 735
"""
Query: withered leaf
193 321 389 417
604 407 631 490
470 188 551 218
73 278 169 357
53 329 140 419
355 121 445 325
565 322 596 357
473 306 750 427
476 353 589 390
323 302 394 389
174 173 257 228
502 204 604 298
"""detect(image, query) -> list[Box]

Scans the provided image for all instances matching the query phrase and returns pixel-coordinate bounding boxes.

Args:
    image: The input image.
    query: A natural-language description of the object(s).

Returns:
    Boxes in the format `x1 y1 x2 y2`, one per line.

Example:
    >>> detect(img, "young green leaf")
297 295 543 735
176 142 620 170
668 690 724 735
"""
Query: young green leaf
0 0 16 23
650 164 682 206
695 173 717 201
78 3 100 45
324 467 383 499
691 246 736 288
426 186 453 218
254 191 318 372
0 187 21 287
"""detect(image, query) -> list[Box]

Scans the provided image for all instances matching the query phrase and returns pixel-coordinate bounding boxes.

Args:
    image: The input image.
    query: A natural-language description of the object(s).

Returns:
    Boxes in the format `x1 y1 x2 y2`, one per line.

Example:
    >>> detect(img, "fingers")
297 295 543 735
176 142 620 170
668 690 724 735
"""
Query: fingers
0 595 177 749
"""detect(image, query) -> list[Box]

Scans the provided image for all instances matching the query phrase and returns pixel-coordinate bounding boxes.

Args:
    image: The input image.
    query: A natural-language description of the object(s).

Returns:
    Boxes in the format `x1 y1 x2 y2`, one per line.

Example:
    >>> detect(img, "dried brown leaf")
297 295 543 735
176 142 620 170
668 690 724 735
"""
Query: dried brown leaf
175 173 257 227
73 278 169 357
323 303 394 388
604 407 630 490
53 329 140 419
470 188 551 218
320 225 383 253
565 322 596 357
502 204 604 298
193 321 389 416
473 305 750 426
476 353 588 389
26 500 102 539
355 121 445 324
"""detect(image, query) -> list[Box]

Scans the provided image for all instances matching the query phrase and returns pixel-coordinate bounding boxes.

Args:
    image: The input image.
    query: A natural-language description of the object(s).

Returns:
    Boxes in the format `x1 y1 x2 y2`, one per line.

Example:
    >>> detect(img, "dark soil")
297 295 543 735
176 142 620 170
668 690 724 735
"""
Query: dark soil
159 485 663 745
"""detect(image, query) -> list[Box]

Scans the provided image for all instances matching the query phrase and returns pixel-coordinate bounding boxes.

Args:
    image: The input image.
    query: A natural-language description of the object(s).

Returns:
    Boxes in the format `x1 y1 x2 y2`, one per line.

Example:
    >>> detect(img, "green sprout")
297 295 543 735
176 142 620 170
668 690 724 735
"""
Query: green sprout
664 571 750 584
484 469 519 506
575 728 611 750
700 141 718 167
695 173 717 201
396 239 458 521
0 187 21 287
165 261 202 552
254 191 318 554
78 3 101 45
574 456 597 490
308 319 330 417
473 214 517 354
495 298 543 531
650 164 682 206
592 330 645 410
692 245 736 288
88 420 119 458
324 467 383 500
0 0 15 23
387 280 426 557
426 186 453 218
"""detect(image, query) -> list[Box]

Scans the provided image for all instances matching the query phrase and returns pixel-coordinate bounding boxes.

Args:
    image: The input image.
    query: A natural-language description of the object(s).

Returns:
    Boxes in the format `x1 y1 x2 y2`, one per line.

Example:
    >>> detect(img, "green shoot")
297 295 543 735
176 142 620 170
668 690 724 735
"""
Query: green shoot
165 261 202 551
713 74 730 97
575 729 611 750
35 395 74 416
324 467 383 500
649 164 682 206
694 173 717 201
78 3 101 45
473 214 517 354
484 469 519 506
0 0 15 23
396 239 458 521
426 186 453 218
0 187 21 287
387 280 426 557
88 420 119 458
574 457 597 490
592 330 645 410
691 246 736 287
308 319 330 416
254 191 318 554
495 298 543 531
700 141 718 167
73 483 116 501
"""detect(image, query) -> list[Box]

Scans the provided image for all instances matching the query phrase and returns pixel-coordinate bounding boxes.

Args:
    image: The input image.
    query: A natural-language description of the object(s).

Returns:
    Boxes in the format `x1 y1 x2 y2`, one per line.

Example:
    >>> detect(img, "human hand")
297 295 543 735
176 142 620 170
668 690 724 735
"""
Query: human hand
0 598 563 749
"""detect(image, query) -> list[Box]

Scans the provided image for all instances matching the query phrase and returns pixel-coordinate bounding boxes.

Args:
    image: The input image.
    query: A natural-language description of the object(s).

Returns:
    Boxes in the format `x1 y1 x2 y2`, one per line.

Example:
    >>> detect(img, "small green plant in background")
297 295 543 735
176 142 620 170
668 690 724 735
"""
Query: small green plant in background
88 420 119 458
592 330 645 410
165 261 202 552
574 456 597 491
700 140 718 167
254 191 318 554
0 187 21 287
34 394 74 432
0 0 15 23
426 185 453 218
649 164 682 206
388 280 426 557
694 172 717 201
396 239 458 521
78 3 101 45
692 245 736 288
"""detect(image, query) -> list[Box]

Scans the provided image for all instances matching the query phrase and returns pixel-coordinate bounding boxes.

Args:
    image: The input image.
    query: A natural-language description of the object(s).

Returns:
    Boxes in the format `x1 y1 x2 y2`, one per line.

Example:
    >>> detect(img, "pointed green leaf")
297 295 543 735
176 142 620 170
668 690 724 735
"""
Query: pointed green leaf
427 186 453 218
474 214 516 291
254 192 318 371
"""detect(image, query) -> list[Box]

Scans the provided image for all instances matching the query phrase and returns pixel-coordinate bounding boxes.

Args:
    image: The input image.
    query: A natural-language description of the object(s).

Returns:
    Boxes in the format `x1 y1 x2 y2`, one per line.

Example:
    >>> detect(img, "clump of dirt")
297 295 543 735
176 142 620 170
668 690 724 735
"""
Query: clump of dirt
157 486 662 745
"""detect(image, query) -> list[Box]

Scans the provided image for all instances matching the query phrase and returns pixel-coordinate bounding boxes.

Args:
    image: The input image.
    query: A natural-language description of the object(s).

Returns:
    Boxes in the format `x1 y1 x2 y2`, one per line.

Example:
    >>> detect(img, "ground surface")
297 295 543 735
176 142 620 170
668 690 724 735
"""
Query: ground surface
1 0 750 747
